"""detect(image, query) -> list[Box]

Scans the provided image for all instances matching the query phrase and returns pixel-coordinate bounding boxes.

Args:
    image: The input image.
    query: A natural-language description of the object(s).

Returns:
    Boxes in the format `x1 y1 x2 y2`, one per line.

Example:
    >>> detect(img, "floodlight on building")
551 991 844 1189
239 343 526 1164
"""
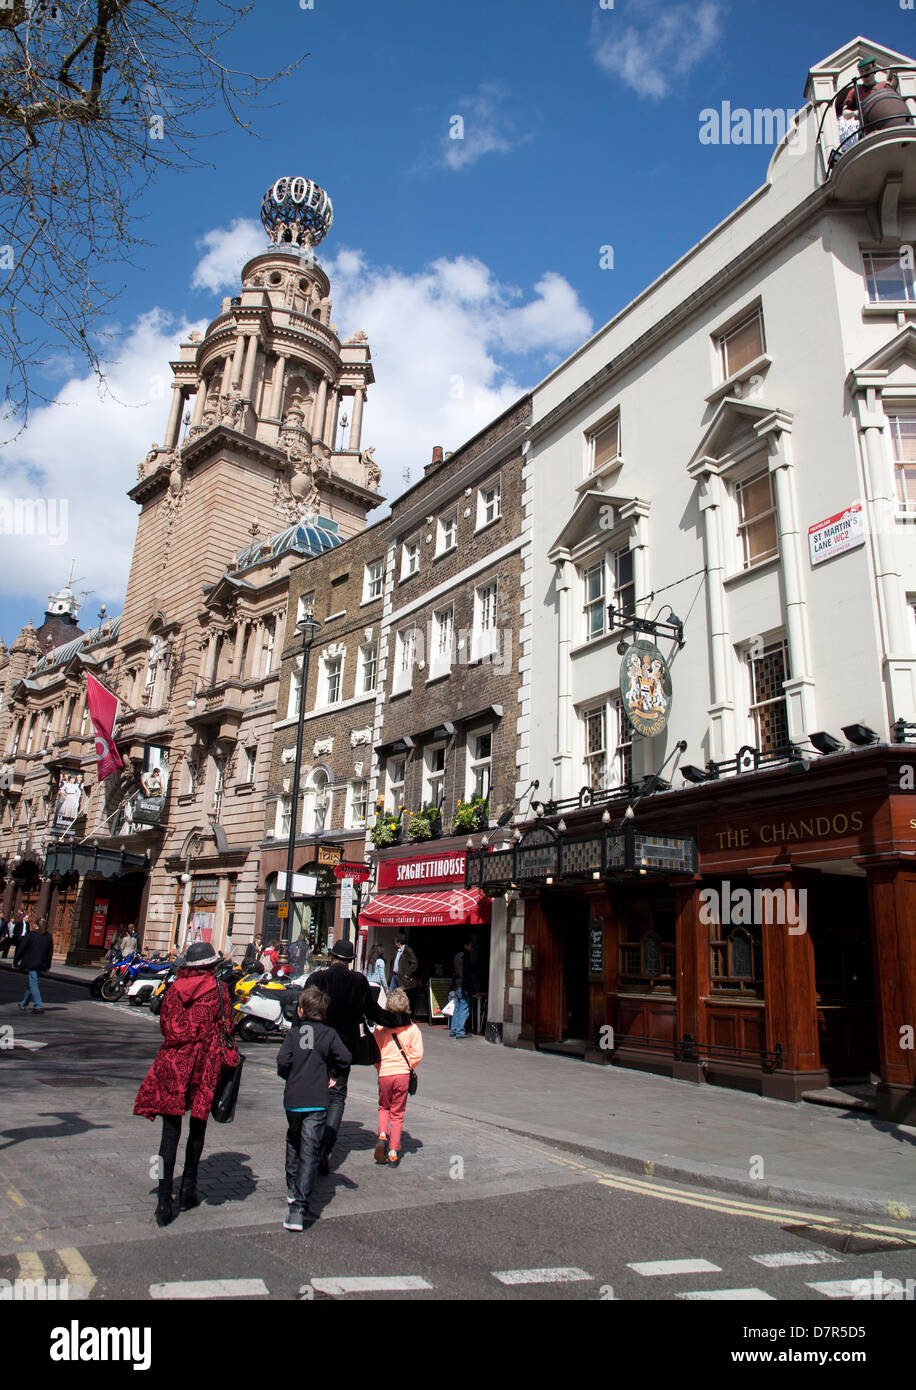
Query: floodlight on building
842 723 880 747
681 764 710 784
810 731 844 755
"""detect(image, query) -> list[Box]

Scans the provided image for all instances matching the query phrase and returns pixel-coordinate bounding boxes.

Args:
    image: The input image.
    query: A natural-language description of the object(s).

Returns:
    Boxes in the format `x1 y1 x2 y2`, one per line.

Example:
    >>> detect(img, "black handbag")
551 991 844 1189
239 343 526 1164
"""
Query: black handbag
392 1031 418 1096
211 980 244 1124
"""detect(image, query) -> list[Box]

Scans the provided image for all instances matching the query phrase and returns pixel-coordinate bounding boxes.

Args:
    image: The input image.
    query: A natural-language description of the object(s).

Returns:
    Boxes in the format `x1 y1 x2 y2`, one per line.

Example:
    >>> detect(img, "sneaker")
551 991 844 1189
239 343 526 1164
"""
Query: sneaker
287 1194 297 1206
374 1135 388 1164
283 1207 305 1232
387 1151 401 1168
31 1008 44 1014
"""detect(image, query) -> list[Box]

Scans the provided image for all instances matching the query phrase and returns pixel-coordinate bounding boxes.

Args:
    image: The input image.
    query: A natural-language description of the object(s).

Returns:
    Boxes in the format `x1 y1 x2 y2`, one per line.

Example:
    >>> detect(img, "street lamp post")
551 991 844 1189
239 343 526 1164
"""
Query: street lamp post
281 613 320 966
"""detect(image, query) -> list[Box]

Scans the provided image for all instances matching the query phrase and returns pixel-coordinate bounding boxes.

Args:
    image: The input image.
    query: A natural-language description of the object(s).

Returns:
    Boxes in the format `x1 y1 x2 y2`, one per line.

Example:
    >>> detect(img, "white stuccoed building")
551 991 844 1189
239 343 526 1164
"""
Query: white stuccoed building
488 37 916 1122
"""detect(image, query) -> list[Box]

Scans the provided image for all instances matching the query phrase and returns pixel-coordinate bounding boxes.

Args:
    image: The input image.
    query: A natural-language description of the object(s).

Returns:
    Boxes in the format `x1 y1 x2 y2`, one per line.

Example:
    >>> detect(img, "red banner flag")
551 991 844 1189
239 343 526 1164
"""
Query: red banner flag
86 673 123 782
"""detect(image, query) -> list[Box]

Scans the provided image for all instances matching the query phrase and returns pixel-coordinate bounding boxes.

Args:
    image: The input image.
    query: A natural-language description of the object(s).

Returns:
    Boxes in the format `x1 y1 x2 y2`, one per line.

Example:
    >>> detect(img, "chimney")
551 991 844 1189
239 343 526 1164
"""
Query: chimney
431 445 444 465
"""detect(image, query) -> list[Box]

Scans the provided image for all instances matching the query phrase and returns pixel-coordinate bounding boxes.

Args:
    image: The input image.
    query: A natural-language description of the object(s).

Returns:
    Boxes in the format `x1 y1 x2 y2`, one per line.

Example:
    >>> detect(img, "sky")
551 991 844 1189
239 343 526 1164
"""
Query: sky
1 0 912 641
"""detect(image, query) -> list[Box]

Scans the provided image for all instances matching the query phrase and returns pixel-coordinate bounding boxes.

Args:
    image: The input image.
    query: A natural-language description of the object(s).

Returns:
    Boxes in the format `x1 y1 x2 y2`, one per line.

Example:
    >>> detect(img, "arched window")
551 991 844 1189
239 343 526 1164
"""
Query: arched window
302 767 330 833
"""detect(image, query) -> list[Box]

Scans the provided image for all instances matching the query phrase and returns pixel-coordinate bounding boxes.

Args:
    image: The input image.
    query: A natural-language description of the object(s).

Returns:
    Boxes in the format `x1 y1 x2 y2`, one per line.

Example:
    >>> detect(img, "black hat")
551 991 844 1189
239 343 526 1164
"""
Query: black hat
182 942 221 968
329 938 355 961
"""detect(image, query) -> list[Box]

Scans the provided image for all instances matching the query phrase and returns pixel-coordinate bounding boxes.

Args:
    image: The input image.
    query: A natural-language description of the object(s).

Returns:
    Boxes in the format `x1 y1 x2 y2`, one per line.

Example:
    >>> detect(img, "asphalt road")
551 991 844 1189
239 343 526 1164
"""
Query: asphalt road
3 969 916 1313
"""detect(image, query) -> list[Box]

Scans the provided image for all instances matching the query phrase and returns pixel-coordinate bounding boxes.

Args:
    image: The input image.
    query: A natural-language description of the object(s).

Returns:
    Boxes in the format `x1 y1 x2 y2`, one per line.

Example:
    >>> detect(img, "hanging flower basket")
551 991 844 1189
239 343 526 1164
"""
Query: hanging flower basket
451 796 489 834
371 809 403 848
406 805 443 842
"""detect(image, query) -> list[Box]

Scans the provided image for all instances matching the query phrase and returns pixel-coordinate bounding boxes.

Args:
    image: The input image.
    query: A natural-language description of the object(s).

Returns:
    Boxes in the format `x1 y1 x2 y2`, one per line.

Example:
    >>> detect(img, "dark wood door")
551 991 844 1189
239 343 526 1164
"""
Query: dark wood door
812 876 879 1079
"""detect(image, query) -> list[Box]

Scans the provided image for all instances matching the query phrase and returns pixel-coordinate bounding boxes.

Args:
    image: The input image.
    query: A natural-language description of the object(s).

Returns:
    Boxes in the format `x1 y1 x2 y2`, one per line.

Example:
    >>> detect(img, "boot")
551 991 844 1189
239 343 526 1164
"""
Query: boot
155 1181 174 1227
178 1173 201 1211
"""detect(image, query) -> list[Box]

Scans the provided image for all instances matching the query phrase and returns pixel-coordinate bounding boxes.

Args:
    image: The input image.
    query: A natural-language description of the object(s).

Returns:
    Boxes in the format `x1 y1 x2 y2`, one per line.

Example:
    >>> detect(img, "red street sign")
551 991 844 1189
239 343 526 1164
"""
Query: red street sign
333 861 371 882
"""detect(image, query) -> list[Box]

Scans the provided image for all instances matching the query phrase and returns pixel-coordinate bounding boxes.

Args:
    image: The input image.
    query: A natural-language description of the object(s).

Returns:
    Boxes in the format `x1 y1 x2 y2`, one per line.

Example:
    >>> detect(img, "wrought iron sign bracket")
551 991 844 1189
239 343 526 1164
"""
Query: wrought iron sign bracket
609 604 685 650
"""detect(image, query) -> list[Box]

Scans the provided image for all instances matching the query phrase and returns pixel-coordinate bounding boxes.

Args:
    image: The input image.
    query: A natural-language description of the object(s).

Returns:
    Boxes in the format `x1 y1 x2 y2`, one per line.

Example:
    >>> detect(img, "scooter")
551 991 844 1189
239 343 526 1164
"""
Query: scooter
98 951 170 1003
126 957 175 1006
233 972 305 1041
150 954 240 1016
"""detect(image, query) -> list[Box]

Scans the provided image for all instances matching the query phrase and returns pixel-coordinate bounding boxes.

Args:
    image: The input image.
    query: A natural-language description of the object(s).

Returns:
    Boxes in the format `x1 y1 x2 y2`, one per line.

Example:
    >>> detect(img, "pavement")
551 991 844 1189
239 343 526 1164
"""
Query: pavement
2 958 915 1226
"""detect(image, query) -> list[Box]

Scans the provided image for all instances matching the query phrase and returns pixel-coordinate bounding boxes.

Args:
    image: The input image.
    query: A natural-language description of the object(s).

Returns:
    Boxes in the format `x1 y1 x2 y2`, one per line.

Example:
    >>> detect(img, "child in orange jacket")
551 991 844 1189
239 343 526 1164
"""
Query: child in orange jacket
372 988 423 1168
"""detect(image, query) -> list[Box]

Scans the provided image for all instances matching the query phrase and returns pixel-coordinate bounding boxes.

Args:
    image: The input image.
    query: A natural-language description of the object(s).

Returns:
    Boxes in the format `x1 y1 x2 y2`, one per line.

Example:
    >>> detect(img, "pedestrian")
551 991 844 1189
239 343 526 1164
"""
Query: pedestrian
260 939 280 974
133 941 239 1227
241 936 262 973
306 940 409 1174
0 914 9 959
14 917 54 1013
389 932 420 1016
276 985 351 1232
119 923 139 957
288 934 312 979
372 988 423 1169
450 937 475 1039
1 913 27 960
366 944 388 1006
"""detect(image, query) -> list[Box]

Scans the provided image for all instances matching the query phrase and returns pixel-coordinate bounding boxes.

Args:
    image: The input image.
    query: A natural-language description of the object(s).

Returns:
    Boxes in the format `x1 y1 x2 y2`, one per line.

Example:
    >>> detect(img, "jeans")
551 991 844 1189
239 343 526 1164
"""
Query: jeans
285 1109 327 1209
378 1074 410 1151
322 1066 350 1160
449 987 470 1037
20 971 43 1010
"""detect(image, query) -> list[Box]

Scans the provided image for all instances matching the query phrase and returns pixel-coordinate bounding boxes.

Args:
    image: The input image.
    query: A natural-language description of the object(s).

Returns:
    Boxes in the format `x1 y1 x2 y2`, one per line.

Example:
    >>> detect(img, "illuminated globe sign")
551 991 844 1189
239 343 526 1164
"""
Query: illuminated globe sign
260 176 334 248
619 639 673 738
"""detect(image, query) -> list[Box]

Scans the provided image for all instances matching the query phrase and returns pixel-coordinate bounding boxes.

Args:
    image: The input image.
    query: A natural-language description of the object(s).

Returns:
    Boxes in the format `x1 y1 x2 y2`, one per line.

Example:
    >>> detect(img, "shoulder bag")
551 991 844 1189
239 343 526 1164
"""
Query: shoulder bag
211 980 245 1124
392 1030 418 1096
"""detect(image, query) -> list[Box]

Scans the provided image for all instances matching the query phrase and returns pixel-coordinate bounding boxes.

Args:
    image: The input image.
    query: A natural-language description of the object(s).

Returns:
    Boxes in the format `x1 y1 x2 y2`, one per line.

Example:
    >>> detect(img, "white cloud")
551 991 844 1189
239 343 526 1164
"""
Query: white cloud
591 0 725 100
191 217 267 293
0 310 206 615
439 83 526 171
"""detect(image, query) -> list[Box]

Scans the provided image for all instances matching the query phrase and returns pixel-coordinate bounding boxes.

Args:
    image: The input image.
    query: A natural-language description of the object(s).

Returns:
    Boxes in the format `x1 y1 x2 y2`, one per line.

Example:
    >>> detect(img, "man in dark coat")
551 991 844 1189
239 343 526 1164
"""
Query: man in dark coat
306 939 409 1172
389 932 421 1016
1 913 27 960
15 917 54 1013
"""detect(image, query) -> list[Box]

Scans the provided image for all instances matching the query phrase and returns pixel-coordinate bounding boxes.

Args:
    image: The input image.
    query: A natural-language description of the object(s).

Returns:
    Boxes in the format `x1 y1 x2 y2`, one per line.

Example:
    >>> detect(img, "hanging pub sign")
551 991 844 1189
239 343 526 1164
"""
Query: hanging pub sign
620 639 672 738
317 843 343 866
333 860 371 882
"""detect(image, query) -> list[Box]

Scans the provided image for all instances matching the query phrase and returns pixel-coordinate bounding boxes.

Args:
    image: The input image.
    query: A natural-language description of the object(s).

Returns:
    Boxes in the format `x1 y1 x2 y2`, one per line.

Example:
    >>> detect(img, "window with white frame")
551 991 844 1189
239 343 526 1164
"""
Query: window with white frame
584 548 635 641
304 769 330 832
590 413 621 473
364 559 384 602
584 705 607 791
888 414 916 511
717 307 765 380
275 795 291 839
864 250 916 304
401 537 420 580
466 729 492 801
392 627 417 694
477 477 501 528
288 656 303 719
240 746 256 783
423 743 446 808
349 779 368 828
358 641 378 695
437 510 458 555
386 755 406 808
748 638 789 752
430 605 454 678
323 654 342 706
296 592 315 625
615 698 632 786
471 580 499 661
613 548 636 618
261 618 276 677
584 562 605 641
736 466 779 568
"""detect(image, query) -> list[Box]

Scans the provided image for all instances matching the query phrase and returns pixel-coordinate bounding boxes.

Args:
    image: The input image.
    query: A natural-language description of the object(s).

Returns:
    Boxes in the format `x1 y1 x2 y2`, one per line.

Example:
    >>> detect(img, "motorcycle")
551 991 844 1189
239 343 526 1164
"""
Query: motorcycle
97 951 170 1003
233 971 305 1041
126 956 175 1006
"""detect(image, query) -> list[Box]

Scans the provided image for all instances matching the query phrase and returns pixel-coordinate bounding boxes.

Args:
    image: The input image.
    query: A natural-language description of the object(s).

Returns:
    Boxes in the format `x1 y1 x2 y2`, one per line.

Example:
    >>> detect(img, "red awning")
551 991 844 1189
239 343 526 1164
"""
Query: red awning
358 888 492 929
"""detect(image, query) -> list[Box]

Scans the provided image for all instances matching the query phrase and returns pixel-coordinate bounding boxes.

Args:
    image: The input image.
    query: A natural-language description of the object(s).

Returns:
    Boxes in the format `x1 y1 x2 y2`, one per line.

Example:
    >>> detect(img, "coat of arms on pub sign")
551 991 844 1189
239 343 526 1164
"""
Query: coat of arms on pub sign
619 639 672 738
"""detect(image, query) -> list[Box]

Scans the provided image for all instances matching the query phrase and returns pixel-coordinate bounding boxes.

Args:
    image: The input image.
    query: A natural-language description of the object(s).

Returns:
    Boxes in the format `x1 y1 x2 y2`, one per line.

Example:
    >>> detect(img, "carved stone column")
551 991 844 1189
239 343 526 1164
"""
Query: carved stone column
241 334 260 402
269 355 287 419
350 388 365 451
164 384 186 450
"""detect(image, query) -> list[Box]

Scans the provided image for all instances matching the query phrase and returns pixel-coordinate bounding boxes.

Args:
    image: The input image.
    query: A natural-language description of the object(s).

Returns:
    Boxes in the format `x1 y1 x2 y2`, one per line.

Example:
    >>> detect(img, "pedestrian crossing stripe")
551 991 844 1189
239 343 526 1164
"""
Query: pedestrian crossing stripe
150 1279 270 1299
751 1251 843 1268
628 1259 721 1277
309 1276 434 1294
597 1174 916 1241
678 1287 776 1300
0 1250 93 1299
492 1267 592 1285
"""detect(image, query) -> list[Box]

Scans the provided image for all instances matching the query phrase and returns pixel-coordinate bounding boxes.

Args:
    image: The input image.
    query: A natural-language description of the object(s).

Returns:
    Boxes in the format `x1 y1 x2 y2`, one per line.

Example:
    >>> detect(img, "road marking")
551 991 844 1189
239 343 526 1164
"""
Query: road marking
806 1279 871 1299
310 1276 434 1295
678 1287 776 1301
492 1266 592 1286
150 1279 269 1299
5 1189 25 1208
628 1258 721 1277
58 1247 96 1296
751 1250 843 1268
13 1039 48 1051
598 1175 916 1240
18 1252 44 1279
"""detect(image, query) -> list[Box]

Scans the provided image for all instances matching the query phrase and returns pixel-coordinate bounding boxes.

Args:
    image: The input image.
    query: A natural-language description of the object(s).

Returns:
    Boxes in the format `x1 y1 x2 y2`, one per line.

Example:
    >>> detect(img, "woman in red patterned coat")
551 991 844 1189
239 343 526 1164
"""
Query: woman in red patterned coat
134 941 239 1226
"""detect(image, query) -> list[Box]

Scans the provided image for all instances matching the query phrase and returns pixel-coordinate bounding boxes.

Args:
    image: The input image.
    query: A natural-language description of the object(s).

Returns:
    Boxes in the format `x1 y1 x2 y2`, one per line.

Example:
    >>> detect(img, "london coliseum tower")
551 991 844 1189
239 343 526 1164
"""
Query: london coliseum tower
17 178 386 961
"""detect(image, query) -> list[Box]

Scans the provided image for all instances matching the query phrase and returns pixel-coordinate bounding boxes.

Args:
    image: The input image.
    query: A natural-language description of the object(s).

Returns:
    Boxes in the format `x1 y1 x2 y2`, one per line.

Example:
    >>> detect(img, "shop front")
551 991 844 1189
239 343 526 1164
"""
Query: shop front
466 746 916 1121
258 838 357 960
360 844 494 1027
43 842 150 964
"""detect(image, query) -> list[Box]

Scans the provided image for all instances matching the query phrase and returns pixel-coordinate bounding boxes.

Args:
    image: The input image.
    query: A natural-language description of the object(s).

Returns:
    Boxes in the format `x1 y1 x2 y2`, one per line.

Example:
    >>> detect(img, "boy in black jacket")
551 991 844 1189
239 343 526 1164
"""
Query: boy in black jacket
277 986 351 1232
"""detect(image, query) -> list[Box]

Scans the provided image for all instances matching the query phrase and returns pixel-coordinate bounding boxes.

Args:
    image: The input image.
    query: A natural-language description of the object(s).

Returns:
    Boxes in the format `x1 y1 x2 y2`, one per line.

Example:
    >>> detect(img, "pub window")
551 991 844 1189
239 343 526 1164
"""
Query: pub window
736 466 778 568
584 705 607 791
618 902 676 994
708 913 764 997
614 698 632 786
887 414 916 512
748 638 789 752
717 307 765 380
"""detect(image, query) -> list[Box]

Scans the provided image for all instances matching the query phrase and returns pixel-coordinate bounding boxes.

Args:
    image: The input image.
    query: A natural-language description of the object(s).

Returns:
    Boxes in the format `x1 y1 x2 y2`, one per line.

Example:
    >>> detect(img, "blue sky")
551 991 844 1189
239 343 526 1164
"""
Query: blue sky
1 0 911 641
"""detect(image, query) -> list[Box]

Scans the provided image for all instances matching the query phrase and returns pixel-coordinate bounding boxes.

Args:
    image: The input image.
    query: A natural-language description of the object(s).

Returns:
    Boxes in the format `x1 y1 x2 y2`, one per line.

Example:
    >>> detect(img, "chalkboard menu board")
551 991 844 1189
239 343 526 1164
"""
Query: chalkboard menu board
588 922 605 979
